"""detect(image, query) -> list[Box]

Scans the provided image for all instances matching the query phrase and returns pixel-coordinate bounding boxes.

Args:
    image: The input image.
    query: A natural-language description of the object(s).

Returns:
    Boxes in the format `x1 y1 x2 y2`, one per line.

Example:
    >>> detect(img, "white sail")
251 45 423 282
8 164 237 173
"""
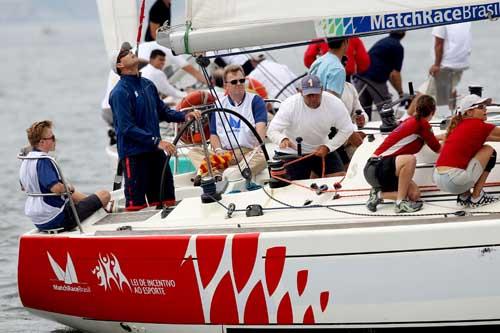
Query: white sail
158 0 500 54
96 0 138 57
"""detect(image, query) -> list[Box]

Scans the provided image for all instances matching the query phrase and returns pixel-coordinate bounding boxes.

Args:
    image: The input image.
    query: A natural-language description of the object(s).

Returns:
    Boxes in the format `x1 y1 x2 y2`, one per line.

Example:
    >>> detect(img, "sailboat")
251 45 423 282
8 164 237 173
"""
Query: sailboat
17 1 500 332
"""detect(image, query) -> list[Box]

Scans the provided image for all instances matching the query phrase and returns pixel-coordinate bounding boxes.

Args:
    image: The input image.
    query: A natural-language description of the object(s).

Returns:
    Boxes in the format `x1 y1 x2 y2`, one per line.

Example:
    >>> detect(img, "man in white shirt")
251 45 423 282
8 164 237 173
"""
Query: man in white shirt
268 75 354 180
428 22 472 110
140 49 187 101
137 41 207 84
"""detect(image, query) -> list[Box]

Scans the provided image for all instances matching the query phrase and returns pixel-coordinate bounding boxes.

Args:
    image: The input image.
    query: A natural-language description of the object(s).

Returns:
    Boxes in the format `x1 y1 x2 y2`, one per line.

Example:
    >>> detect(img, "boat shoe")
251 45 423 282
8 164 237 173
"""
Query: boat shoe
394 200 423 213
469 191 500 208
366 188 383 212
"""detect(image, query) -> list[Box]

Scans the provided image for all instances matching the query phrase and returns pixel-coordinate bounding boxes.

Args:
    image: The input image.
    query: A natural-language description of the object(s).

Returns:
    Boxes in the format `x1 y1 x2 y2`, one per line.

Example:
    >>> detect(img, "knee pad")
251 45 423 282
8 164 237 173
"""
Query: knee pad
485 150 497 172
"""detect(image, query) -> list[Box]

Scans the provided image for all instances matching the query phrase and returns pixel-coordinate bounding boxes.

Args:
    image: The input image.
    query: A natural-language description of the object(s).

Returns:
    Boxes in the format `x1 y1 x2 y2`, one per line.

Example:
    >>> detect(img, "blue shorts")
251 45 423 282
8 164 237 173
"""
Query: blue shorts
36 194 102 231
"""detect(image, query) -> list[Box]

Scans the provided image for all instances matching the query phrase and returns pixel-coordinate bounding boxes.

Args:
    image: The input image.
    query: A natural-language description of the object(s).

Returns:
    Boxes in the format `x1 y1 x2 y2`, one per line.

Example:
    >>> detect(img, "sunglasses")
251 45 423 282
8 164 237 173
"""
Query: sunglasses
228 78 246 85
41 135 55 141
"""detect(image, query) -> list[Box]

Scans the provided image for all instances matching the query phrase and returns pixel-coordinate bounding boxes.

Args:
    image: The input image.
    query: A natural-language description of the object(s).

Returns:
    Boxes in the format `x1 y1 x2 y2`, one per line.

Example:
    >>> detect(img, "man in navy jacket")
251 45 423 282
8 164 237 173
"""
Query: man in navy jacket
109 43 200 211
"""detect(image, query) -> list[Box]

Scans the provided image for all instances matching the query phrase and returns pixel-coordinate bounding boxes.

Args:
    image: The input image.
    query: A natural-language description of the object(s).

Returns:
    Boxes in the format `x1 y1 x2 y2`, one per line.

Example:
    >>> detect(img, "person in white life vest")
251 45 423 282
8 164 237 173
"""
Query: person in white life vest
188 64 268 183
19 121 110 231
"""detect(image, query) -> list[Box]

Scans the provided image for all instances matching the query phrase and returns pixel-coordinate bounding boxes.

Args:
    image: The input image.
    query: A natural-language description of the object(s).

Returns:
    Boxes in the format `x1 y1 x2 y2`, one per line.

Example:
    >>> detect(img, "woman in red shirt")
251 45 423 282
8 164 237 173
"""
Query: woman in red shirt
434 94 500 207
364 95 442 213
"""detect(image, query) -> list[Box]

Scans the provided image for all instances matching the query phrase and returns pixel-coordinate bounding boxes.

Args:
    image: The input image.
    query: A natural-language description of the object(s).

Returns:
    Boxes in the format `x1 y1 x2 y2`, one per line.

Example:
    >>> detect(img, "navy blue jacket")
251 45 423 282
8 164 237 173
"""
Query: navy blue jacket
109 75 186 159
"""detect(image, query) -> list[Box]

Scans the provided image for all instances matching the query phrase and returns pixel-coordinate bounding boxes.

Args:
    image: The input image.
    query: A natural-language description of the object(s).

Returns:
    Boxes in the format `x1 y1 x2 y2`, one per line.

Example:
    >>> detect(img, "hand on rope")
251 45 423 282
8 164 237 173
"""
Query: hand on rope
313 145 330 158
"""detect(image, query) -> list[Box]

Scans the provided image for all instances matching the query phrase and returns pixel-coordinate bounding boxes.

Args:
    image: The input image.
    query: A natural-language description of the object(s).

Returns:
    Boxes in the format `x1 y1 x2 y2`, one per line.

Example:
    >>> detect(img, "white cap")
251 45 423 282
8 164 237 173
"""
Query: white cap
457 94 492 114
110 42 133 75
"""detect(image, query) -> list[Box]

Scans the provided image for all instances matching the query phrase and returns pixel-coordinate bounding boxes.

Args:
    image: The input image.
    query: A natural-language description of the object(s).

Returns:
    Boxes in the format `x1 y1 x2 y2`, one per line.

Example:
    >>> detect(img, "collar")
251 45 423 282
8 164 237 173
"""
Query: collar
228 92 246 107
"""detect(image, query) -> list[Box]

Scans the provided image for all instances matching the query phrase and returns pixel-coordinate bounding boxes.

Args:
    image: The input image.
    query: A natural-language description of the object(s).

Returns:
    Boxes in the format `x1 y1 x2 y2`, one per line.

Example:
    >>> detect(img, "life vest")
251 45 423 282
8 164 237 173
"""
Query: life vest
176 90 215 144
245 77 268 99
19 151 67 226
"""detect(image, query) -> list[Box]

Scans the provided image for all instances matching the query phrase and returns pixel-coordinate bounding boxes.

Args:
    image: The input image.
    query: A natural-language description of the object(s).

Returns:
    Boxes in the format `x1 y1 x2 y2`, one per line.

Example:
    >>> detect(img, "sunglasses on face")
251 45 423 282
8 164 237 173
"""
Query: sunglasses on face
42 135 55 141
474 104 487 110
227 78 246 85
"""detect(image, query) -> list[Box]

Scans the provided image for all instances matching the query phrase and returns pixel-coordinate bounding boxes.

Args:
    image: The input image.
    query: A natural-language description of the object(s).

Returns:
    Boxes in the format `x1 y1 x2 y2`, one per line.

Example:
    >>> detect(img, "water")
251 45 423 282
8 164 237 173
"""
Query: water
1 13 500 333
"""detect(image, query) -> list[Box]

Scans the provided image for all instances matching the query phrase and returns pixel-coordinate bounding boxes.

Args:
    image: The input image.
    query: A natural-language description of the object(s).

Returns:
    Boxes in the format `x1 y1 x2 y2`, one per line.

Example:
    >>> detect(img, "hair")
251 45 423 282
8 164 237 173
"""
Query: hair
26 120 52 147
327 37 347 50
414 94 436 120
223 64 245 82
150 49 166 60
445 113 463 138
389 31 406 39
211 68 224 88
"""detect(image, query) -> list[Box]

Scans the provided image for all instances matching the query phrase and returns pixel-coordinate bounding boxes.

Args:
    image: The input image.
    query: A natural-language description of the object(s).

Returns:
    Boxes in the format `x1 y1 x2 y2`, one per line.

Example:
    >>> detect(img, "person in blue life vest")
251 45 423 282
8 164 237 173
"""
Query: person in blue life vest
19 120 111 231
109 42 201 211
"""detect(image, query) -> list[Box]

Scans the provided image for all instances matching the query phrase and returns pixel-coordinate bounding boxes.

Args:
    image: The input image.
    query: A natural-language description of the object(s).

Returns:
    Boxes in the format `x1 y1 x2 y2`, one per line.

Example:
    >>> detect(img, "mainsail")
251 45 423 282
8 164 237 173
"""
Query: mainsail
96 0 138 57
158 0 500 55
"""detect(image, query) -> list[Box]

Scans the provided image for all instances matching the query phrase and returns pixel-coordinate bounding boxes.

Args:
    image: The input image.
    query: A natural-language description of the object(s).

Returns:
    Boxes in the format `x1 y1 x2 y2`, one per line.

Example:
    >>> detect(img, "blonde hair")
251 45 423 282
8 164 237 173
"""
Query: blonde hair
223 64 245 82
26 120 52 147
445 112 465 138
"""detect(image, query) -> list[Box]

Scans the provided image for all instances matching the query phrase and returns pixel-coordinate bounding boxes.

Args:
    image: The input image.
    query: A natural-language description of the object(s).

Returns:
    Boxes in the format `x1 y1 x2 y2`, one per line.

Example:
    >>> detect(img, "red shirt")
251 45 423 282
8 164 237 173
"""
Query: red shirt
303 37 371 76
374 116 441 157
436 118 495 169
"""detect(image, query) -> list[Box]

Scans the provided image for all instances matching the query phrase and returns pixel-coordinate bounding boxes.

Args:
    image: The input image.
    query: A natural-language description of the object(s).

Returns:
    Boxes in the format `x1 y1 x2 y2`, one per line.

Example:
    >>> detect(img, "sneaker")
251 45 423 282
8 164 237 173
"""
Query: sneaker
395 200 423 213
366 188 383 212
469 191 500 208
456 194 471 207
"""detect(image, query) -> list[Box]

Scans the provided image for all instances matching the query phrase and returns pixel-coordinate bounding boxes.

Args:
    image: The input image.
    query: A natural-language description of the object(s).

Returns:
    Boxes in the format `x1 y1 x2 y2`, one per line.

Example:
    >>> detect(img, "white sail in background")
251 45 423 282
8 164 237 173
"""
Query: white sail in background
96 0 138 57
159 0 500 54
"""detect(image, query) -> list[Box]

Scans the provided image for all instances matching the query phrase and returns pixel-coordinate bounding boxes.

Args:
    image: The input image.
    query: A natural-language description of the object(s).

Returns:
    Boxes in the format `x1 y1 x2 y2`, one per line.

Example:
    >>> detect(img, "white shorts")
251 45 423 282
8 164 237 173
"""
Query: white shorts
433 158 483 194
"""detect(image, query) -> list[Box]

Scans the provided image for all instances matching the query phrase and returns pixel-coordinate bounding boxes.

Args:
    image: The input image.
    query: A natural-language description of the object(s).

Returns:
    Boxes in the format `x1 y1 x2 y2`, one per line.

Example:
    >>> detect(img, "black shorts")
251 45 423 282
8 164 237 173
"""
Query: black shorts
122 150 175 210
63 194 102 230
363 156 398 192
277 151 344 180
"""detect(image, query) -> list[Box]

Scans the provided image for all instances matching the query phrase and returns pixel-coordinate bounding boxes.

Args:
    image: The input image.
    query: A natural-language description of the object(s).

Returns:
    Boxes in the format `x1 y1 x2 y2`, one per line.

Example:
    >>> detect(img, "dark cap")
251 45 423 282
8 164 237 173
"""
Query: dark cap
110 42 134 75
300 75 322 95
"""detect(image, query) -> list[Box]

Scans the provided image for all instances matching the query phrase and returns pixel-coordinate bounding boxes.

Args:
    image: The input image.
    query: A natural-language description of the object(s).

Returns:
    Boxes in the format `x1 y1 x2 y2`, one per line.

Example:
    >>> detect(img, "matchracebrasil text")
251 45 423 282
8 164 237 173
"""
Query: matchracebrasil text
320 3 500 36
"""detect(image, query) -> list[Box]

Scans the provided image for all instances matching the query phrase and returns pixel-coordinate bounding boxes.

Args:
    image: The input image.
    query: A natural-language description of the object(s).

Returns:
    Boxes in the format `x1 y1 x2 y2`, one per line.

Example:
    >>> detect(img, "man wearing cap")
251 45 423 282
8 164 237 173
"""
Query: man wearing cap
109 42 200 211
267 75 353 180
434 94 500 207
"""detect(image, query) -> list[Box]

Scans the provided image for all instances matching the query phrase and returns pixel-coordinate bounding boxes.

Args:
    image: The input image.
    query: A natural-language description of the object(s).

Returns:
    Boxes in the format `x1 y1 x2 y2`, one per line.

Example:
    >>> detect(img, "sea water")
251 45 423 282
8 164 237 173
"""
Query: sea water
1 9 500 333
